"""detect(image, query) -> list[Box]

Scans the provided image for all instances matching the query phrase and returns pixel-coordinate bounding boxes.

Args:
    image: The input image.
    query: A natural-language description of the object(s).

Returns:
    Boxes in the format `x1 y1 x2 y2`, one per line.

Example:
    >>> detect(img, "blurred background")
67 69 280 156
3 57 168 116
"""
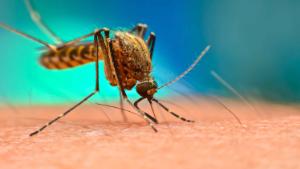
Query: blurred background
0 0 299 105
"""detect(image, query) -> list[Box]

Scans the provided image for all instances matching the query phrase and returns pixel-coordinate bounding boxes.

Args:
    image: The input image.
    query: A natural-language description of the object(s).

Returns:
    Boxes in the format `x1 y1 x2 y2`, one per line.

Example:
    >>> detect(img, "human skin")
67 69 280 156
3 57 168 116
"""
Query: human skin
0 97 300 169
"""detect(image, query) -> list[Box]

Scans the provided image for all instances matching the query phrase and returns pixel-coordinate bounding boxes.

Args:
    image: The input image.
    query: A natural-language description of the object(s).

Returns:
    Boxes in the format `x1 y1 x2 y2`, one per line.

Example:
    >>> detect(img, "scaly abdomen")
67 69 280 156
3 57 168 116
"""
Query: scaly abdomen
40 43 103 69
111 32 152 86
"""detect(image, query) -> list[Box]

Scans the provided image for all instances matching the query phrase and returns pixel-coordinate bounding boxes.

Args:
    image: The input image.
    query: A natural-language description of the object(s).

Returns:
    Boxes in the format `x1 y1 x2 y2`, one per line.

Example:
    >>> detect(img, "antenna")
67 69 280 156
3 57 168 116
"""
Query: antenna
158 45 210 89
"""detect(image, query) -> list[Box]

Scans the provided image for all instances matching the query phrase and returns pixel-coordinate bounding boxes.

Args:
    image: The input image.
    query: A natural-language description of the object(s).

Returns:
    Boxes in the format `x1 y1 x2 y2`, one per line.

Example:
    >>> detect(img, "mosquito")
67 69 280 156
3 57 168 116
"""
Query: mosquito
0 0 210 136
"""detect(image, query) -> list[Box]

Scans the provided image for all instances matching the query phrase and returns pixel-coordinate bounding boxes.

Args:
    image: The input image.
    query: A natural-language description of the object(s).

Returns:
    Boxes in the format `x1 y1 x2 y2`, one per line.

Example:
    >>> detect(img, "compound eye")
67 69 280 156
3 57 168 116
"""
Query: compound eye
136 81 157 98
147 88 157 96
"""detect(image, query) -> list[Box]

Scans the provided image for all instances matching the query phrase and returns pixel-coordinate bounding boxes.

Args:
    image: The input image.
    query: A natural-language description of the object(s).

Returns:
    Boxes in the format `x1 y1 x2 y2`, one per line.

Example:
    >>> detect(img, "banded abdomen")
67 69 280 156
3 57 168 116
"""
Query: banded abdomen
40 43 103 69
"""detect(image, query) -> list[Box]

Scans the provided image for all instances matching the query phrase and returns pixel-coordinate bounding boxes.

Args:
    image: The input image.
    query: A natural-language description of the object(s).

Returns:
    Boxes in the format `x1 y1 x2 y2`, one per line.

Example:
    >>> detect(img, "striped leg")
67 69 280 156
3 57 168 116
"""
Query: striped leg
134 97 158 124
152 98 195 123
29 29 105 136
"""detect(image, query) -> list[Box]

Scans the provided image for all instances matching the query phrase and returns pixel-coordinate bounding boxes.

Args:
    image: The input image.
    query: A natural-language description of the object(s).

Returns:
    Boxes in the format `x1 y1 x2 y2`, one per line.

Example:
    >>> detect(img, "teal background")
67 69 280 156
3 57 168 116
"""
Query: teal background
0 0 300 104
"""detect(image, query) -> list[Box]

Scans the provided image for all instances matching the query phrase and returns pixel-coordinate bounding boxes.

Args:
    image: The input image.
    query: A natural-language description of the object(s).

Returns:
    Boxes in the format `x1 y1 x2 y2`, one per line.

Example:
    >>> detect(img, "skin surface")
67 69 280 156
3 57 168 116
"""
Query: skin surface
0 97 300 169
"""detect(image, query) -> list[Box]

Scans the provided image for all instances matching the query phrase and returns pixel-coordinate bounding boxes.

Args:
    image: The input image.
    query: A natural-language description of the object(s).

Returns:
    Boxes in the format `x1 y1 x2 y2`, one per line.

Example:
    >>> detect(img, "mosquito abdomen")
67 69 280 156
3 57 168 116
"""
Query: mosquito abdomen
40 43 103 69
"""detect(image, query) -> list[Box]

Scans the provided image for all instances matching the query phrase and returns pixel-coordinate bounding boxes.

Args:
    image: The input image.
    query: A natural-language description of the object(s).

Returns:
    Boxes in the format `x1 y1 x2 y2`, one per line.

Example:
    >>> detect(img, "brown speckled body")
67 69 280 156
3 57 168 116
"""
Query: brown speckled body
108 31 152 90
39 31 152 90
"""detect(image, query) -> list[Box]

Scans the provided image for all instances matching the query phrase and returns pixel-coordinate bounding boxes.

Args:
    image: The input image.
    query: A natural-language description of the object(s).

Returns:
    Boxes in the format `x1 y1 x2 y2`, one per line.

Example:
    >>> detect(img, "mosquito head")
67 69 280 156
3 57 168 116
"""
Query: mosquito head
136 80 158 99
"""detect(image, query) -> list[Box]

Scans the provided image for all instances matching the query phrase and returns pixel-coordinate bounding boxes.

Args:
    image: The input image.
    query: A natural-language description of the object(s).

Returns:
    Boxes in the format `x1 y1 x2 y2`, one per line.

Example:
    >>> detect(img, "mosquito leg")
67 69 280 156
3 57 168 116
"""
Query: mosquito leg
134 97 158 124
148 99 158 120
133 97 145 108
0 23 102 51
146 32 156 60
60 31 98 48
0 23 57 51
58 28 108 50
29 92 96 136
130 23 148 39
152 98 195 123
29 30 104 136
101 29 158 131
24 0 63 44
119 92 128 122
120 89 158 132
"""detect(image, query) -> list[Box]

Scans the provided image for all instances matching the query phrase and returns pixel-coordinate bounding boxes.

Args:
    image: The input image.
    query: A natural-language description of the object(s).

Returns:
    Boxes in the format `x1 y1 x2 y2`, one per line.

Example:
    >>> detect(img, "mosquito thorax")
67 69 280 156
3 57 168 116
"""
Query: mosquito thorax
136 80 158 98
